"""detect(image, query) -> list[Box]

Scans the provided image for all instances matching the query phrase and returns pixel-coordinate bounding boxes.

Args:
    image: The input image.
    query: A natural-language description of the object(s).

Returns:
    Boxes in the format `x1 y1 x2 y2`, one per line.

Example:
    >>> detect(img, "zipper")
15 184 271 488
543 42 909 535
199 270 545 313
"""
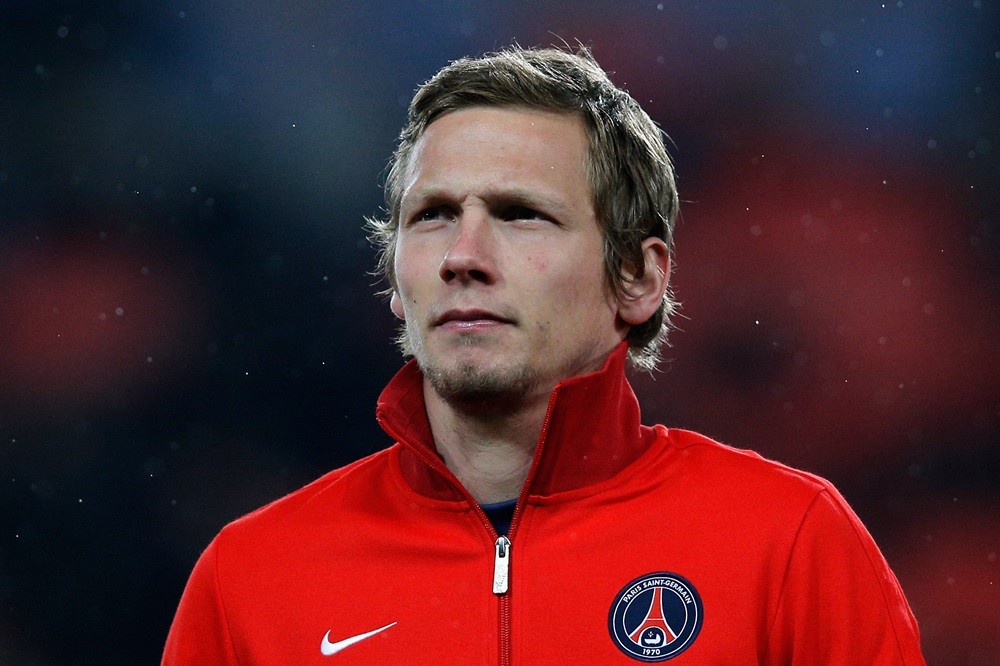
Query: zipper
496 387 561 666
495 536 512 666
499 594 512 666
493 536 511 593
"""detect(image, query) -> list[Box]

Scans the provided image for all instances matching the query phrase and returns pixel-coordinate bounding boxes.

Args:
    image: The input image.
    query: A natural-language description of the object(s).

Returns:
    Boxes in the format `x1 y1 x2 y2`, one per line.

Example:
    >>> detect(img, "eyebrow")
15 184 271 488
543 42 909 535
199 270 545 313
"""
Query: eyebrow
401 184 579 218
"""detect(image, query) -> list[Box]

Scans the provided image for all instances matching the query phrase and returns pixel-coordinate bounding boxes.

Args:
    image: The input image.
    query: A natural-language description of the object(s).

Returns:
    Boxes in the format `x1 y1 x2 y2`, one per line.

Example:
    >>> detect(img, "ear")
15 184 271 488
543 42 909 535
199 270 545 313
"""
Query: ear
617 237 671 326
389 291 405 319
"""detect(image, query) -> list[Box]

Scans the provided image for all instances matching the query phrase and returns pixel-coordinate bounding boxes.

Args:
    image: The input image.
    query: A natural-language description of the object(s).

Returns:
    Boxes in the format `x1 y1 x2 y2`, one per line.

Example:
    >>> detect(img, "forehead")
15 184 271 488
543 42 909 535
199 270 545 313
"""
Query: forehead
400 106 592 207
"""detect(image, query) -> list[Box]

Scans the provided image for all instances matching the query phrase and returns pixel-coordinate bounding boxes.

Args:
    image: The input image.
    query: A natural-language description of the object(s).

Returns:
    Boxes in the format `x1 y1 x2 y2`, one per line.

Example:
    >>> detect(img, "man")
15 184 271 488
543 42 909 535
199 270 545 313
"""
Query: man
164 47 925 664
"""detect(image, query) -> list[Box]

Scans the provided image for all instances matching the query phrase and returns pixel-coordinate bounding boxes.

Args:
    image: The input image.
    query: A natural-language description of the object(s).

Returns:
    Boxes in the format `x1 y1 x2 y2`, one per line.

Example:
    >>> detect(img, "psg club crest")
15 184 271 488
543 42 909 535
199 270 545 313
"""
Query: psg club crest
608 572 703 662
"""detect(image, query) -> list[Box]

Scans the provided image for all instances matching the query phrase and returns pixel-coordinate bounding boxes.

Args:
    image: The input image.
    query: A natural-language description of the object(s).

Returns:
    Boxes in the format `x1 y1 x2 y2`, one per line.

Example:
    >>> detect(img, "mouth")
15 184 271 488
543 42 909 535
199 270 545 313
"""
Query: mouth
434 308 515 330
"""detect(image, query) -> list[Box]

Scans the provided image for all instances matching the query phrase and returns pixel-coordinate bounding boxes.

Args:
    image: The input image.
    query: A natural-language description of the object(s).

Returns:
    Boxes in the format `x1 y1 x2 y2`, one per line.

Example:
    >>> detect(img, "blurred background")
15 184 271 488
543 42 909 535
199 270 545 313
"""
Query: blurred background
1 1 997 663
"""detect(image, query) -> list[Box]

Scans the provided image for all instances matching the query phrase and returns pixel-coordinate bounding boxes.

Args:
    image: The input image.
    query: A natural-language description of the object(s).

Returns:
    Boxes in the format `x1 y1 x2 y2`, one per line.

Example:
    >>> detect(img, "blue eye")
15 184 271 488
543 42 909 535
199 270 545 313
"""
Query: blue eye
414 207 448 223
504 206 545 221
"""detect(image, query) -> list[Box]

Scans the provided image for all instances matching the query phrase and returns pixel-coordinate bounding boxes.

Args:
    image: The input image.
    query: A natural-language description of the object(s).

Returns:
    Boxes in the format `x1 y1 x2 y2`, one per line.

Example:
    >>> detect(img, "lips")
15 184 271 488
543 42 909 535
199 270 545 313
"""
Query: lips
434 308 514 328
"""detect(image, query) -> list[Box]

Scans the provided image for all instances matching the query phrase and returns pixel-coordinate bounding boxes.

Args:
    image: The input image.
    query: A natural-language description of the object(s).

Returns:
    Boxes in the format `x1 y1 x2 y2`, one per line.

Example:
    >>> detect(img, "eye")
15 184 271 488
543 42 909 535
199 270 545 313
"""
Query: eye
502 206 547 222
410 206 451 225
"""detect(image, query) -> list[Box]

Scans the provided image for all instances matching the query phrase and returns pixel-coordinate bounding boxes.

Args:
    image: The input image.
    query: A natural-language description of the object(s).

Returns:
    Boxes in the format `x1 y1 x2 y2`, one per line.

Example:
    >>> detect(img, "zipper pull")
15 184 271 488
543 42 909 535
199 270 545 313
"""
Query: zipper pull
493 536 511 594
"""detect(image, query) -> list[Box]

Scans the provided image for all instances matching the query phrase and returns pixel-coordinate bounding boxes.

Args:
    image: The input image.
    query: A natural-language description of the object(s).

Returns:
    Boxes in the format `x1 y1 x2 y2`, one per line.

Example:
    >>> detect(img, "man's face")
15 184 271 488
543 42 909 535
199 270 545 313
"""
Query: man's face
391 106 627 405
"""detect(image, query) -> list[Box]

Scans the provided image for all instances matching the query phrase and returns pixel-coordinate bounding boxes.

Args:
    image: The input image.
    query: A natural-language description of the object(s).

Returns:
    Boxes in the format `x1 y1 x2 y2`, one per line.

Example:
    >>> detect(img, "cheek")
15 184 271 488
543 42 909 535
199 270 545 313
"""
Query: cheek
530 257 548 272
393 251 427 299
546 268 610 321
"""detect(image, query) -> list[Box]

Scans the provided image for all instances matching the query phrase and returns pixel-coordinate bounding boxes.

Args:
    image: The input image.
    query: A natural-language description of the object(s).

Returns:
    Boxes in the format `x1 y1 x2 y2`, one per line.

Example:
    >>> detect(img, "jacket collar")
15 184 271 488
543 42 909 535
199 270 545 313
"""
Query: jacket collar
375 342 652 501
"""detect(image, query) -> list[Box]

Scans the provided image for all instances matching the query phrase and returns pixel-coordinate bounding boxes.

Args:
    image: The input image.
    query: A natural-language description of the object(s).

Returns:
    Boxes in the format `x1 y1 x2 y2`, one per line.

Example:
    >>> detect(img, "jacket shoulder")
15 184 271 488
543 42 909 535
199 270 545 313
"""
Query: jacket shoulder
657 426 835 503
217 445 401 543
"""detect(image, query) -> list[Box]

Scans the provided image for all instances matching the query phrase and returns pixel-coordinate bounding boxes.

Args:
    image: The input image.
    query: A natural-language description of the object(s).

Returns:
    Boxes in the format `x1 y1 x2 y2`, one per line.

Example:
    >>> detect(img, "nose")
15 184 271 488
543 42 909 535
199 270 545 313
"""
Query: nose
438 212 498 284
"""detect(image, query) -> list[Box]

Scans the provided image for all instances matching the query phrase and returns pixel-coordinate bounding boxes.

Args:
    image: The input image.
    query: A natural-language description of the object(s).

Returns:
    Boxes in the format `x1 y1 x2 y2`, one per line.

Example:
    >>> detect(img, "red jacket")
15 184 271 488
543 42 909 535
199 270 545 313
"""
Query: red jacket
163 345 924 664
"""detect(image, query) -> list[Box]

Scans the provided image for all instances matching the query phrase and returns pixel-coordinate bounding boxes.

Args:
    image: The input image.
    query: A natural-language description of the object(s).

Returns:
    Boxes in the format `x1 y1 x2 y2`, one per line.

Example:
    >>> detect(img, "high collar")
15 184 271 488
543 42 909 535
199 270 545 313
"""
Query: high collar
375 342 654 502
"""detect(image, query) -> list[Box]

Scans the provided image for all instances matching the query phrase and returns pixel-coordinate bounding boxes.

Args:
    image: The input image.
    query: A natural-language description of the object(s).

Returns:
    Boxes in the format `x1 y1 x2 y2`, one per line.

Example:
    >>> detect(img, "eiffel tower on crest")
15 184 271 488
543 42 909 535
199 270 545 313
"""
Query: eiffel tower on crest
627 587 679 647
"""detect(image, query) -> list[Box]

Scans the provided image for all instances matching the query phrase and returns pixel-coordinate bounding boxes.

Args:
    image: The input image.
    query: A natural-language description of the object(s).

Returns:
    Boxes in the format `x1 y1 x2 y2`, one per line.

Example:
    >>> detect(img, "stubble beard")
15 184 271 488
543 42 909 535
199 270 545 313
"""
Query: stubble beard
426 359 539 410
406 327 540 413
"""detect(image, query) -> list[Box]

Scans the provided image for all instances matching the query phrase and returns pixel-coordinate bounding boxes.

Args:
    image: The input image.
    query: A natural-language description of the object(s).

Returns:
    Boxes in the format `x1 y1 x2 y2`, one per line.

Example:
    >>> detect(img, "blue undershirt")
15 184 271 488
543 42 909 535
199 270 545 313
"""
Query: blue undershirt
479 498 517 536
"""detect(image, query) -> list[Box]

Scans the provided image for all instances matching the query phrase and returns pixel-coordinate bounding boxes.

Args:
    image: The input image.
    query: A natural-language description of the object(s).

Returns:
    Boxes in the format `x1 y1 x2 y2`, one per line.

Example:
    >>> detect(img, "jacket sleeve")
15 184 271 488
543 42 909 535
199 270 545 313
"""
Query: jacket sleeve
162 538 241 665
764 487 925 665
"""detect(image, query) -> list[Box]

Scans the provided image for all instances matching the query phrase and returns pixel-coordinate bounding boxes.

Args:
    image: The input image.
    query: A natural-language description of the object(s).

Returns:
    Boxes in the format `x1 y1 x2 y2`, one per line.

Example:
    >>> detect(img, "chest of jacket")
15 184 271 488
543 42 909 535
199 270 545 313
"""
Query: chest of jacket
215 444 794 664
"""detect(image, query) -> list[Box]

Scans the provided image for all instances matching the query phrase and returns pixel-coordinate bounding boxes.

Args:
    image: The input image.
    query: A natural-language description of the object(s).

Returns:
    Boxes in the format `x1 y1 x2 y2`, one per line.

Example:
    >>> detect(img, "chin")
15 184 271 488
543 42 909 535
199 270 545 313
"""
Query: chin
423 358 540 406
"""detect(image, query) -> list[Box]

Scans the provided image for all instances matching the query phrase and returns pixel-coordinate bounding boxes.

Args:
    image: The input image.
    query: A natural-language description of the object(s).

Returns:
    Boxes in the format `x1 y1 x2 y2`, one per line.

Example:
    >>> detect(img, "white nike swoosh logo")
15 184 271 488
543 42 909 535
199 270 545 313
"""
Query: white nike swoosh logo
320 622 397 656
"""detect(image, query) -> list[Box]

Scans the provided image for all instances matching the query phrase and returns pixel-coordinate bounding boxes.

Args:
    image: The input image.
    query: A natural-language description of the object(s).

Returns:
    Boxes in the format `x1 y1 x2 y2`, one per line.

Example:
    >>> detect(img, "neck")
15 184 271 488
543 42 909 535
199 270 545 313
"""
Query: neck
423 380 550 504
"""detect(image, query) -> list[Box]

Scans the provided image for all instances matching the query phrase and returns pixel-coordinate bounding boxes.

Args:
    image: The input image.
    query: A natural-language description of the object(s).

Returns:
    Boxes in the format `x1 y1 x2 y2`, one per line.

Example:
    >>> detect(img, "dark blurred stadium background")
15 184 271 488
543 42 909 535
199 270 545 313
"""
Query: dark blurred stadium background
1 1 997 663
